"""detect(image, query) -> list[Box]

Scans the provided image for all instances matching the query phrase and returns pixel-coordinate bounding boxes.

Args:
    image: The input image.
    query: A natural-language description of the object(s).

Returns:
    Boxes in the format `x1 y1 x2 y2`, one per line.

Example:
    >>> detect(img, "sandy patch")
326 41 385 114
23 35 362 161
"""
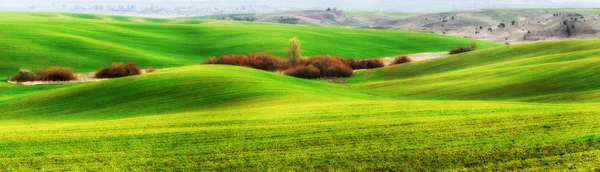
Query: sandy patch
8 69 156 86
353 52 448 73
378 52 449 66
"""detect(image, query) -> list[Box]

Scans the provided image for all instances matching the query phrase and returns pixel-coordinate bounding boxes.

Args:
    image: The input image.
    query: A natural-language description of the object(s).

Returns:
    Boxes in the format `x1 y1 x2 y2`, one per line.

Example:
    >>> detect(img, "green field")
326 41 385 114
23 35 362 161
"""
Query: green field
1 13 599 171
0 12 499 78
350 39 600 103
483 8 600 16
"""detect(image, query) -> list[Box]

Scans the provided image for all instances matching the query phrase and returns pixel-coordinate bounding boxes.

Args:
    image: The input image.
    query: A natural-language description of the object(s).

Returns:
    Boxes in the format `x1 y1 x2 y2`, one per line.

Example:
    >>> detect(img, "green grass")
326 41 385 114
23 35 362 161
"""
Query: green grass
0 64 599 170
1 64 599 170
350 39 600 103
0 12 500 79
0 13 599 171
0 65 380 120
483 8 600 16
547 8 600 16
1 99 598 171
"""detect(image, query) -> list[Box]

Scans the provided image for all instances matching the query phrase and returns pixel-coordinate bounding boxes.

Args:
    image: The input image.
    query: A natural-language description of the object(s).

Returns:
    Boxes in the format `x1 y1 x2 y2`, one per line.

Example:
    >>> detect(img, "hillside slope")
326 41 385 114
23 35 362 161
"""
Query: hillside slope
385 9 600 43
212 9 600 43
0 12 500 79
350 39 600 103
0 60 598 171
0 65 378 120
1 12 599 171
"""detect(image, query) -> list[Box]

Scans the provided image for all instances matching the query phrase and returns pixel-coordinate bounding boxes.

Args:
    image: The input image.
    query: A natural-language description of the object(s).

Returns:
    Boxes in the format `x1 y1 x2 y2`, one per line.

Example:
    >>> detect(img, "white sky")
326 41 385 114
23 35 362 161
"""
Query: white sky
2 0 600 12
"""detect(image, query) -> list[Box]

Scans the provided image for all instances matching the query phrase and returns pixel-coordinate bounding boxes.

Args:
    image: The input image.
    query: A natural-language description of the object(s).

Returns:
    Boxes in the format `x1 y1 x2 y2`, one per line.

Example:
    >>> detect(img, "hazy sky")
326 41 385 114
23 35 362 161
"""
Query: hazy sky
3 0 600 12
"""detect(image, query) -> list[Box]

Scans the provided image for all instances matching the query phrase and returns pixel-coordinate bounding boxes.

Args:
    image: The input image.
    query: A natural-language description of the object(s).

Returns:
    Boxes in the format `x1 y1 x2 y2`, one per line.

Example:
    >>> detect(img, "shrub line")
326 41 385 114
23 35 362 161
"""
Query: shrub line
200 52 450 79
7 67 157 86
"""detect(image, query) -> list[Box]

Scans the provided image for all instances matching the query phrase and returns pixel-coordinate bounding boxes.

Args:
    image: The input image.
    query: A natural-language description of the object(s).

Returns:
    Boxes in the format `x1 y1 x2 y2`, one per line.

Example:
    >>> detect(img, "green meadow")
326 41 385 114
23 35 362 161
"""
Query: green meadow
0 12 498 78
484 8 600 16
0 12 599 171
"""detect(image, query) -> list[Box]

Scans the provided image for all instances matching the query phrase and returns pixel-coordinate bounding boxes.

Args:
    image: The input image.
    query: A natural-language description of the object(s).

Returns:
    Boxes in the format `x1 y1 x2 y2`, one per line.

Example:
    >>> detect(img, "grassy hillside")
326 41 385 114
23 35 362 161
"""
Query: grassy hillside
2 99 598 171
0 65 379 120
484 8 600 16
1 13 599 171
0 63 599 170
0 12 500 78
350 39 600 103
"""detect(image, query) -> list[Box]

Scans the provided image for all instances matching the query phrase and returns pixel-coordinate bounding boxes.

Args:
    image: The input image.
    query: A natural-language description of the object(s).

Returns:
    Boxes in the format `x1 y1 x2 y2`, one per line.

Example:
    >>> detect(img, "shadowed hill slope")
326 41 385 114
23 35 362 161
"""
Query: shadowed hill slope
3 39 600 121
1 12 600 171
350 39 600 103
0 12 501 79
0 65 378 120
0 56 598 171
0 37 599 170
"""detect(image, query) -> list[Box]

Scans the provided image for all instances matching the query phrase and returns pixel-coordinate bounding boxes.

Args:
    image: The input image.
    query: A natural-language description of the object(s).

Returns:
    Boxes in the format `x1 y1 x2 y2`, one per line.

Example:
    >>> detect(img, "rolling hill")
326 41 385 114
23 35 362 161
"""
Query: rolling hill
350 39 600 103
206 9 600 43
197 10 416 26
0 13 599 171
0 61 598 171
0 65 381 120
0 12 500 79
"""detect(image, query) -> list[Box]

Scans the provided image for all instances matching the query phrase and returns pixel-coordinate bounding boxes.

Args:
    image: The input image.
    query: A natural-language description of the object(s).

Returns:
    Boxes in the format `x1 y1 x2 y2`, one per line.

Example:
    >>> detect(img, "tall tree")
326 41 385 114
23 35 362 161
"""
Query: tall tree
288 37 301 62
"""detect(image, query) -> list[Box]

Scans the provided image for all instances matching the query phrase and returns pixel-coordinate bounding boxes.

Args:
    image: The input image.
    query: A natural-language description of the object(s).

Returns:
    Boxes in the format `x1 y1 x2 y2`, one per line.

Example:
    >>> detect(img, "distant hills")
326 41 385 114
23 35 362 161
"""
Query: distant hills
199 8 600 43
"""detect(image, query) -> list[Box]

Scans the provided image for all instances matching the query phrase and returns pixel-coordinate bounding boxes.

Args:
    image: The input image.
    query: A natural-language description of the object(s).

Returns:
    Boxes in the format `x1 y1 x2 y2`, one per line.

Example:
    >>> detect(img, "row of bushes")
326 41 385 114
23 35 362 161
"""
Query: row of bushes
203 53 289 71
293 56 354 78
449 41 478 55
9 67 78 82
392 56 413 65
345 59 385 70
95 62 142 78
9 69 39 82
449 47 475 55
203 54 413 79
41 67 78 81
9 62 147 82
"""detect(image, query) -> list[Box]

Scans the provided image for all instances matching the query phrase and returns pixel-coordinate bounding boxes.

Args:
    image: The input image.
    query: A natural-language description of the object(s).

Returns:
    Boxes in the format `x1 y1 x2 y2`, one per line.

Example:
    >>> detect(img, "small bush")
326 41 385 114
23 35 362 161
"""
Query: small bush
9 69 38 82
284 65 321 79
203 57 219 64
124 63 141 76
203 53 289 71
95 68 110 78
449 47 474 55
470 41 478 50
297 56 353 78
146 66 156 73
449 41 478 55
390 56 413 65
40 67 77 81
95 62 141 78
345 59 385 69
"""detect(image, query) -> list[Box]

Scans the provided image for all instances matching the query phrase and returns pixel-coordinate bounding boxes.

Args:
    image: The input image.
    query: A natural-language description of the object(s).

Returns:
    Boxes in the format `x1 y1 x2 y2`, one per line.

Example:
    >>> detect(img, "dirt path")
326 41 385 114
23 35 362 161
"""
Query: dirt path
378 52 449 66
8 69 156 86
9 52 448 86
7 72 107 86
353 52 448 74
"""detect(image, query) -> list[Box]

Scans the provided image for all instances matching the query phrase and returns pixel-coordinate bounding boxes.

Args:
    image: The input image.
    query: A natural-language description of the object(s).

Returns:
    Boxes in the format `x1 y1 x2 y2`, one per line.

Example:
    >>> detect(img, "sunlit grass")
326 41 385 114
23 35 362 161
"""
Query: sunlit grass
0 13 598 171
